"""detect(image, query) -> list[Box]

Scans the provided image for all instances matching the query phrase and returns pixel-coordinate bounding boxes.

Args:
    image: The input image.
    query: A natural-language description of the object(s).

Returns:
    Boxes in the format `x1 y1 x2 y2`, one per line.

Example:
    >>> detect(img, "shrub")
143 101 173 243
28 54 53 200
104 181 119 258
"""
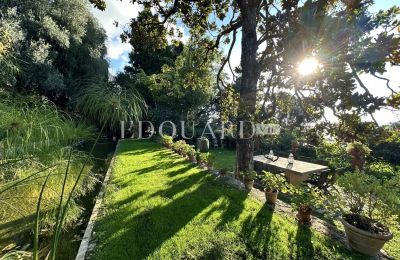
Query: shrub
173 140 186 154
187 147 196 161
206 153 215 167
327 171 400 227
161 135 174 148
263 171 289 193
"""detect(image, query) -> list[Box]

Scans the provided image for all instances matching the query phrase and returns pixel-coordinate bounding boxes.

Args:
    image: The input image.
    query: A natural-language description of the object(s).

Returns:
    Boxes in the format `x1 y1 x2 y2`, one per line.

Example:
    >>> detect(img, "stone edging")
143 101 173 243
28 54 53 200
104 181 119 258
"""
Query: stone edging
75 141 120 260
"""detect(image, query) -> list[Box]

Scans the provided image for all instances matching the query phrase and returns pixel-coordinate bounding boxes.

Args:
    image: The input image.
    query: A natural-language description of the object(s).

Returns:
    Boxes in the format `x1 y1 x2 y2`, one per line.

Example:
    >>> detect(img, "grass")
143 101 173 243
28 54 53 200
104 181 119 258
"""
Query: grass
91 140 365 259
209 148 236 171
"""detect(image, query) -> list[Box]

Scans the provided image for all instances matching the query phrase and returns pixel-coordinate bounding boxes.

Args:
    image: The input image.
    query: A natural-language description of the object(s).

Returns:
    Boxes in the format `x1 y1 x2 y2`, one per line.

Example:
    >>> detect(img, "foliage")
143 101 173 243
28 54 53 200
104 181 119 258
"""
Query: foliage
365 161 399 180
263 171 289 193
327 171 400 225
241 170 257 181
290 184 324 212
197 152 208 165
0 8 24 87
346 141 371 157
75 81 146 132
206 153 215 167
149 43 218 124
316 140 351 170
161 135 174 148
0 0 108 102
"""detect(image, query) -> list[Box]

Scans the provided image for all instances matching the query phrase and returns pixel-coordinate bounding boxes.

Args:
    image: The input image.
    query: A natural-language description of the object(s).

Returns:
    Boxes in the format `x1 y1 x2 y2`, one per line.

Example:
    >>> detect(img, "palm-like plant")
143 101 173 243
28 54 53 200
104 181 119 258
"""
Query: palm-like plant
75 81 147 133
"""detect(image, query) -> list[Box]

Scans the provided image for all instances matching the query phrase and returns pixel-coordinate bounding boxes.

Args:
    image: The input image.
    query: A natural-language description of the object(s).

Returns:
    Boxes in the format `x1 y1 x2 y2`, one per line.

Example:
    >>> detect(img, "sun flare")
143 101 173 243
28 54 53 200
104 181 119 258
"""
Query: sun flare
298 57 319 76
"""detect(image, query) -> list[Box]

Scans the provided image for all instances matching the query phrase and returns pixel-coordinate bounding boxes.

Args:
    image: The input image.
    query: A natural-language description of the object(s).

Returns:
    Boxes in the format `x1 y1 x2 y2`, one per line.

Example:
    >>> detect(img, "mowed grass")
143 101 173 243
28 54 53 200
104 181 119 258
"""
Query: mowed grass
209 148 236 171
91 140 364 260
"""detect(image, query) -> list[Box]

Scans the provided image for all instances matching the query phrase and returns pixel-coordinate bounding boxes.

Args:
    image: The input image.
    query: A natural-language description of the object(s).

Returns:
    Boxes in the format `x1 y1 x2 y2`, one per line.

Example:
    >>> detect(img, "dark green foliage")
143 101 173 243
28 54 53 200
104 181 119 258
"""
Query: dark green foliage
0 0 108 105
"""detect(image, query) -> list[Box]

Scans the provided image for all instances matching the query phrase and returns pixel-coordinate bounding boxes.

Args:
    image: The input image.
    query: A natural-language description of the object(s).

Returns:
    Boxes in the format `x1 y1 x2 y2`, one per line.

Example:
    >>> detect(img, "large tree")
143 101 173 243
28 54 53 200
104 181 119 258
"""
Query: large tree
90 0 400 173
1 0 109 105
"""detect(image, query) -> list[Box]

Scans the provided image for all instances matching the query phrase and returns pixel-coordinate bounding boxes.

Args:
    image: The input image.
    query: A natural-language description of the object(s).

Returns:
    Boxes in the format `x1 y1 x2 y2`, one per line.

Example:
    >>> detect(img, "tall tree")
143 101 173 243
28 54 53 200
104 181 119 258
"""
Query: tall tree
90 0 400 173
1 0 108 105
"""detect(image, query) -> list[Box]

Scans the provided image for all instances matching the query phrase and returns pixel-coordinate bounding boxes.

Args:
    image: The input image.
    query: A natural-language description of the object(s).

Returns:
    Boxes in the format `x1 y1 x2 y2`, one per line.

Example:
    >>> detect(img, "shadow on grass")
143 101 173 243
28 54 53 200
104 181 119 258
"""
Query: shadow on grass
239 204 275 259
294 222 314 259
94 173 218 259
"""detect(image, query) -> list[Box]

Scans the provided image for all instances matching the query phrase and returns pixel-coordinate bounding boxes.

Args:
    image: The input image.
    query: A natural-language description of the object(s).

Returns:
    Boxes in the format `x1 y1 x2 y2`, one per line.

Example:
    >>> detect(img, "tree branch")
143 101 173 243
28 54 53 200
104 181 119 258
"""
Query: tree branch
217 29 237 90
371 73 397 94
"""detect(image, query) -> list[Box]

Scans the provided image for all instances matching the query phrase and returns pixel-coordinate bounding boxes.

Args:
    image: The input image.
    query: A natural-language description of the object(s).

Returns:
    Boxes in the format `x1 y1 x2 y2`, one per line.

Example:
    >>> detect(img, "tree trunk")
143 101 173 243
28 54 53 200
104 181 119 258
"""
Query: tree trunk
236 0 260 176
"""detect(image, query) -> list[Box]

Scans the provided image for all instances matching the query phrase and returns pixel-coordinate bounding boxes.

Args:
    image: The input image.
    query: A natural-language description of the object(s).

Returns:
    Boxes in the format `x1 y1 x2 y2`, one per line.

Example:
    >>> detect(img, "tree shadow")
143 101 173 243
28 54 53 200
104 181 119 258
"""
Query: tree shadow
294 222 314 259
93 171 223 259
238 204 275 259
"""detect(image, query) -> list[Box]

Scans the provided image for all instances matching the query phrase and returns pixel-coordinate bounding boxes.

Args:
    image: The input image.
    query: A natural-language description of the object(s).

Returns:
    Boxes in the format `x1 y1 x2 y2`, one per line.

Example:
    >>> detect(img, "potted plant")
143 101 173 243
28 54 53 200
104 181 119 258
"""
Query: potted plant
161 135 174 149
327 172 398 256
197 152 208 168
174 140 186 155
290 184 322 225
346 141 371 170
206 153 215 171
241 170 257 190
187 148 197 163
263 171 289 204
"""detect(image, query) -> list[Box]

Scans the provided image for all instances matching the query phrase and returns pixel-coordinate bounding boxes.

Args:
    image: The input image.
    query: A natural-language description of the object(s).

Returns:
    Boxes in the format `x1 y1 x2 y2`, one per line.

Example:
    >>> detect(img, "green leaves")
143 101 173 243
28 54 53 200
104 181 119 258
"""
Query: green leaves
89 0 106 11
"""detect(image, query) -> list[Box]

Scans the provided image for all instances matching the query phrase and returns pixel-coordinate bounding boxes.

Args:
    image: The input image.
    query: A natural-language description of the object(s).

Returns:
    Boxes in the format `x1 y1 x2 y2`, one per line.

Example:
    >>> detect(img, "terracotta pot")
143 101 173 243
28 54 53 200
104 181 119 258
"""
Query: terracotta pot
244 179 254 190
296 207 312 225
341 218 393 256
264 189 278 204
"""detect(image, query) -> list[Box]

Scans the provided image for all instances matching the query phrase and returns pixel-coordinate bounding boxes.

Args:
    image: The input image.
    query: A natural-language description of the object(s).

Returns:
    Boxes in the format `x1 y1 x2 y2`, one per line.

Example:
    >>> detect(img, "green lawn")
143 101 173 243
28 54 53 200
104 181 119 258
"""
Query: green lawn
91 140 365 259
209 148 236 170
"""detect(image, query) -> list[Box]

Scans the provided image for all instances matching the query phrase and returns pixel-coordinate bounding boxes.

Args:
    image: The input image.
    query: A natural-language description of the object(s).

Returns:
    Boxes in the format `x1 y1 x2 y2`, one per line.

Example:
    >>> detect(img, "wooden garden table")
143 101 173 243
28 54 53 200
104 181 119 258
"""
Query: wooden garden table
253 155 329 185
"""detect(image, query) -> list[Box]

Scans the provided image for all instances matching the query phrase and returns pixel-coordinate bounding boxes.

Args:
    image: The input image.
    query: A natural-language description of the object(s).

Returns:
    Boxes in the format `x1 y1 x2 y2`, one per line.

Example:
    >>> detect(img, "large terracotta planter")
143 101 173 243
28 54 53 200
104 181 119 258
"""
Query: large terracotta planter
341 218 393 256
264 189 278 204
296 207 312 225
243 179 254 190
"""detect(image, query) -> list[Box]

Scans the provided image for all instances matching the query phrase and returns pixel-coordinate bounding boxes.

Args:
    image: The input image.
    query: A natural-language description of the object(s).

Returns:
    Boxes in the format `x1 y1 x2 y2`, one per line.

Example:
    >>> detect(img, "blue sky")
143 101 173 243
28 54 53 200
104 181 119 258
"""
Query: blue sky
91 0 400 125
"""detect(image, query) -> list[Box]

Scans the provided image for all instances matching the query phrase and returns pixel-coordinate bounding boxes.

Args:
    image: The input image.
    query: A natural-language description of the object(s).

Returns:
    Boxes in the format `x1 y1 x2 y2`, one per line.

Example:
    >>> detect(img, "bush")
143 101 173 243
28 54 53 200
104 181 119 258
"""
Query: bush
161 135 174 148
327 171 400 227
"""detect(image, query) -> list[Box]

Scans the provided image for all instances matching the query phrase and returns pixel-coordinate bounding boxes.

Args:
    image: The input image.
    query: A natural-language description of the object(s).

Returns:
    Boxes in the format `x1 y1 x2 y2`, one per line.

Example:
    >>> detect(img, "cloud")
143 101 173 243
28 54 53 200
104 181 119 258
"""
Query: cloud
90 0 141 73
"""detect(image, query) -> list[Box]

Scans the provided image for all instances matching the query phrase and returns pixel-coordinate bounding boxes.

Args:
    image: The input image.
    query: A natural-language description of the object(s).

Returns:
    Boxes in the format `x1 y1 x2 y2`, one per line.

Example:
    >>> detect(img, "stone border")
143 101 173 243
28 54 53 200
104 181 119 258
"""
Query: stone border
75 141 120 260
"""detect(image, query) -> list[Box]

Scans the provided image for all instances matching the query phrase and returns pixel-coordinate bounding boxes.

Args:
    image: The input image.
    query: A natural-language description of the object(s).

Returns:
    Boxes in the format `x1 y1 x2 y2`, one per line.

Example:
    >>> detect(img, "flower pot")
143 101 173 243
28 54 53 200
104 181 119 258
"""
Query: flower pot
264 189 278 204
243 179 254 190
341 217 393 256
296 207 312 225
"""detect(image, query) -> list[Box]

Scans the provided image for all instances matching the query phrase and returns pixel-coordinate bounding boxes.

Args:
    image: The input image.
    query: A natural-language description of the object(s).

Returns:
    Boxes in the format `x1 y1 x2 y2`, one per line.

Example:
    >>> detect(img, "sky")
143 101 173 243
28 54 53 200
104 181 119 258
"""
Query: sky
90 0 400 125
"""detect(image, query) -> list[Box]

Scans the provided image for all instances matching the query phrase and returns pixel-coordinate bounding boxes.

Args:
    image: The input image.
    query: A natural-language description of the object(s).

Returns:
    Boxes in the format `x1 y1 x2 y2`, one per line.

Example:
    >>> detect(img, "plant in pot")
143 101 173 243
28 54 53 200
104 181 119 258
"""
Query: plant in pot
326 171 398 256
198 152 208 168
290 184 323 225
206 153 215 171
161 135 174 149
263 171 289 205
345 141 371 171
187 148 197 163
241 170 257 191
174 140 186 155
